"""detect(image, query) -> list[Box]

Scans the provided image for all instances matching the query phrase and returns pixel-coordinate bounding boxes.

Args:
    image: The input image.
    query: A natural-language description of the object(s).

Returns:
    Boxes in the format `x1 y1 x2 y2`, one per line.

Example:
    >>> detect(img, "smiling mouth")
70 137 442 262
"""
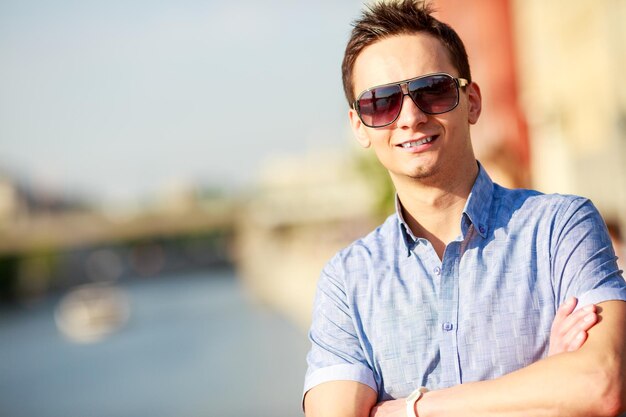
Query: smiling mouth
399 135 438 148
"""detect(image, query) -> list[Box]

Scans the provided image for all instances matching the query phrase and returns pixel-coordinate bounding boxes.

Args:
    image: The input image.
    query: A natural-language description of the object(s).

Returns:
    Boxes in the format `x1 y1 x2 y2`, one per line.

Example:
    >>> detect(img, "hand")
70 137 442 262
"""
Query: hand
369 398 406 417
548 297 597 356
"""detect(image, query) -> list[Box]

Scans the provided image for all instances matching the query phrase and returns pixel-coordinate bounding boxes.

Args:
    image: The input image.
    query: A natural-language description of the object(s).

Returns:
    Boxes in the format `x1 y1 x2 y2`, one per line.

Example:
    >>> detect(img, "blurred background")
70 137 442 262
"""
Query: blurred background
0 0 625 416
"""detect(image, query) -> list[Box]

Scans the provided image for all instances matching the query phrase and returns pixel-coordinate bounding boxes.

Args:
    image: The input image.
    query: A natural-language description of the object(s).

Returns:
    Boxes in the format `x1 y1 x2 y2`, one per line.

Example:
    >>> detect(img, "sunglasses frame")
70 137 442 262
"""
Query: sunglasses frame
352 72 469 128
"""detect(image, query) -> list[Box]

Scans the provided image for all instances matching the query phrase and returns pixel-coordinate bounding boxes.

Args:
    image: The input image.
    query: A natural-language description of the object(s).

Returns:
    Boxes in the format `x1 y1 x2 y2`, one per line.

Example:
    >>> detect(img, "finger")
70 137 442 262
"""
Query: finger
553 297 578 330
549 299 591 356
577 305 598 332
562 308 598 350
567 330 588 352
555 303 595 339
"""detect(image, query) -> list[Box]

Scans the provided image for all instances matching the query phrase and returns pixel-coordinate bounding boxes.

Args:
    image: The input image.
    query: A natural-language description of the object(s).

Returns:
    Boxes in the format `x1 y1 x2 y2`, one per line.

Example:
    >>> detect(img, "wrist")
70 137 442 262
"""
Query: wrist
405 387 428 417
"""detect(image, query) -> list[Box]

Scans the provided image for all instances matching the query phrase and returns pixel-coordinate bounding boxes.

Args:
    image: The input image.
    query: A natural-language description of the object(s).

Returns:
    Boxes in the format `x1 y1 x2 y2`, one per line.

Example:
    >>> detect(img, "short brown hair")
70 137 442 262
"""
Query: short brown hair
341 0 472 105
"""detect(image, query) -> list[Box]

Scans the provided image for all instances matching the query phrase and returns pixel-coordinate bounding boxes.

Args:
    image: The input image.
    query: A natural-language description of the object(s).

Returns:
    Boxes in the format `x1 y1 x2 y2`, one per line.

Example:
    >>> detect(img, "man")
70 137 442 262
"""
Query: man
303 1 626 416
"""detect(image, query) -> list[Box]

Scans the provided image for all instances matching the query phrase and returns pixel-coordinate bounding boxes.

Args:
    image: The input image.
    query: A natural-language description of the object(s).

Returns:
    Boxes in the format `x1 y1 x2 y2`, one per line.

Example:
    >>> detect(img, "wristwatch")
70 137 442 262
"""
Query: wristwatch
405 387 428 417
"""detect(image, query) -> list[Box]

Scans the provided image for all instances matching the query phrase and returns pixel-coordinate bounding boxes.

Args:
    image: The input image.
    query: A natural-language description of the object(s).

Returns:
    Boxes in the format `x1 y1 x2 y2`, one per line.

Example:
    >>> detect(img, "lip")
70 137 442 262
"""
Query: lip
395 135 439 152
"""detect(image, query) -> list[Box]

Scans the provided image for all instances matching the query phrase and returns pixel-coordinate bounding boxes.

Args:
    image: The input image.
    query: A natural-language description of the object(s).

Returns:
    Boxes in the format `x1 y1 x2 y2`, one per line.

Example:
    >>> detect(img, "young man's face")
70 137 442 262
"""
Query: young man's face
348 33 481 185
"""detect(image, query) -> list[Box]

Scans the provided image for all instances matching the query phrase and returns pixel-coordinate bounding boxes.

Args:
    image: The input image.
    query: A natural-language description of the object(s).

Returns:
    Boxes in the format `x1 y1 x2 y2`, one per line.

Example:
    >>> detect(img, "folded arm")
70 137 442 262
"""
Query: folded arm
417 300 625 417
374 300 625 417
304 297 601 417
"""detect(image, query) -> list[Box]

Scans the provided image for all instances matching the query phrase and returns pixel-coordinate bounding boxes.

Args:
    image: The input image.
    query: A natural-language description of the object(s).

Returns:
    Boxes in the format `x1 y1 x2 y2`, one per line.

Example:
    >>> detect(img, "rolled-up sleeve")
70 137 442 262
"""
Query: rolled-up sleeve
303 258 376 397
551 198 626 307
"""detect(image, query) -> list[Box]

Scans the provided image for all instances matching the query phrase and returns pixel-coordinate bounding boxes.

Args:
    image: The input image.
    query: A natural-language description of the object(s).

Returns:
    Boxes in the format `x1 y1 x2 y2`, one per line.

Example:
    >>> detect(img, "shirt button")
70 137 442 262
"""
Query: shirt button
479 225 486 234
442 322 454 331
433 266 441 275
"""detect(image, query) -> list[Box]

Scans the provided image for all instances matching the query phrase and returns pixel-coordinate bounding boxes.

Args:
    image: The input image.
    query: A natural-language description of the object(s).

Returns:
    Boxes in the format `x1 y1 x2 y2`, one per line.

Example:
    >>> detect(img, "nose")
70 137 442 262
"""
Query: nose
395 93 428 128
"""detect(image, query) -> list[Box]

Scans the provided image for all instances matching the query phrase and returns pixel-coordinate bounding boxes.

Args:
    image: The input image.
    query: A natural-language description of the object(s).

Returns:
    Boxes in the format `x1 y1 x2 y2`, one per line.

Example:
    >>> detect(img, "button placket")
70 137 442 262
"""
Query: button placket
437 241 462 386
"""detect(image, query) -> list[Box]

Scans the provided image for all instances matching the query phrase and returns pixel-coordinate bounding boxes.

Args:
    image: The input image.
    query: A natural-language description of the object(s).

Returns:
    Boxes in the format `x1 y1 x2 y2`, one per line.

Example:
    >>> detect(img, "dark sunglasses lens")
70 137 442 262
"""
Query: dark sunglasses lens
409 75 458 114
358 85 403 127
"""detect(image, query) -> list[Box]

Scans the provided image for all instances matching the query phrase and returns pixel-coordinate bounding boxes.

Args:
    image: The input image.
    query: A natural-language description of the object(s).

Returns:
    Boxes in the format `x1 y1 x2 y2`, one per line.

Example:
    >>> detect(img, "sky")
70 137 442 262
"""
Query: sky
0 0 366 205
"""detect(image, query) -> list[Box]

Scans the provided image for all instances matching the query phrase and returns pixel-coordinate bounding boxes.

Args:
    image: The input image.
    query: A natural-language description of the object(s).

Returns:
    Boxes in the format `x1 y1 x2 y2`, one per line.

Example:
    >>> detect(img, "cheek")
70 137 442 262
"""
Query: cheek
440 114 469 141
369 133 397 166
369 130 392 149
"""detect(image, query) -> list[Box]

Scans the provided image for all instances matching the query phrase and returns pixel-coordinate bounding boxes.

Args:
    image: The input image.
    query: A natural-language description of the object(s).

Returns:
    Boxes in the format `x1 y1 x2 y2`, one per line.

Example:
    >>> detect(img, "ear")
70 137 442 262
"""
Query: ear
348 108 371 148
466 82 482 125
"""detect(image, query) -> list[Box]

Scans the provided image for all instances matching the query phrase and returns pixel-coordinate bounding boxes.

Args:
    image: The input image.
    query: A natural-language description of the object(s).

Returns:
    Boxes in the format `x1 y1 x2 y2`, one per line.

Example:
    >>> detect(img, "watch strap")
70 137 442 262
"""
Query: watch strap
405 387 428 417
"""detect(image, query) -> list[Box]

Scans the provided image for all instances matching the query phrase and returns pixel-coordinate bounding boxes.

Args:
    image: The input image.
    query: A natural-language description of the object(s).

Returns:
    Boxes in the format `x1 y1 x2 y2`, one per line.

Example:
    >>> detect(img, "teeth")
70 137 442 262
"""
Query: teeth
401 136 434 148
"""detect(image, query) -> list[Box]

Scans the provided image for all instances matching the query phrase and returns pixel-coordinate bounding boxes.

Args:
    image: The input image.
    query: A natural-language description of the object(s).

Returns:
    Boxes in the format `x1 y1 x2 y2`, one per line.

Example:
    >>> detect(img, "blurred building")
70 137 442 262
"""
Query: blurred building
514 0 626 227
437 0 626 229
235 150 378 327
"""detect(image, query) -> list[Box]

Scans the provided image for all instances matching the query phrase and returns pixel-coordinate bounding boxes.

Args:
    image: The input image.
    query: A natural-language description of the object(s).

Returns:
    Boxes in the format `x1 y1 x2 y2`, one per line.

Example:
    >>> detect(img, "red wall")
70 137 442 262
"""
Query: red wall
434 0 530 187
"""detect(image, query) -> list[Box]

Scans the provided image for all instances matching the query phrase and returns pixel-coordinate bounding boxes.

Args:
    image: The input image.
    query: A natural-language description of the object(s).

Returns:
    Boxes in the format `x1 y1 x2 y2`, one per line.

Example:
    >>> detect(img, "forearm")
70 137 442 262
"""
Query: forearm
417 301 626 417
419 352 620 417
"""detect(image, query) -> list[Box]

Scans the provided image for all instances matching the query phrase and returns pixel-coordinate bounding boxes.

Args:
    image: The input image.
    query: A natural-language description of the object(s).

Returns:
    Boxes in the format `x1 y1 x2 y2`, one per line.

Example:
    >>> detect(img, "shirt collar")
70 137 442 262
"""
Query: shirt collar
462 162 494 239
395 195 418 253
395 162 494 253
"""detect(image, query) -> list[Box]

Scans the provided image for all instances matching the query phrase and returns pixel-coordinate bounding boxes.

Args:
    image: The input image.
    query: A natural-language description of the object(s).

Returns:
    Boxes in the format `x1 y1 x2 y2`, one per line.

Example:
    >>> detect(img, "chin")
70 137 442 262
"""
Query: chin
390 167 437 182
409 169 434 179
406 164 439 180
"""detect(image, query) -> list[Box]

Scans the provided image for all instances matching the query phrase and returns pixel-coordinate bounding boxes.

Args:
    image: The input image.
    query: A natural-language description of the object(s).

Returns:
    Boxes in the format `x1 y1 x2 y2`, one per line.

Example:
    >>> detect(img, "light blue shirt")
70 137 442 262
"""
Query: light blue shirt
304 165 626 401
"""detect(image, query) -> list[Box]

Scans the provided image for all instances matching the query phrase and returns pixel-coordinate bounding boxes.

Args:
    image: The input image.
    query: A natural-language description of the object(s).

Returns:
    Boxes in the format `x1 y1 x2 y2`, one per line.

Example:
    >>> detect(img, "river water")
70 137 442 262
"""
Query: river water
0 269 310 417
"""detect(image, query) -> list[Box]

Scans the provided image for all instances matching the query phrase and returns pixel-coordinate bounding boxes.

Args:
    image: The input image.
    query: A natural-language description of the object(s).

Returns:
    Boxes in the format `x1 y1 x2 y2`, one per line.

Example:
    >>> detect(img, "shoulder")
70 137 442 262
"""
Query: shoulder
496 187 611 253
493 185 593 221
322 214 400 280
340 213 399 260
487 186 607 247
494 183 584 208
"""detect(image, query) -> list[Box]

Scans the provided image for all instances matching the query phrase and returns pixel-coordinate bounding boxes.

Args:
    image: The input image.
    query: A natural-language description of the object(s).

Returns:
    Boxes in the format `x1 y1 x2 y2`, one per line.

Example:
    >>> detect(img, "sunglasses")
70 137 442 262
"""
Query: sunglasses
352 73 469 128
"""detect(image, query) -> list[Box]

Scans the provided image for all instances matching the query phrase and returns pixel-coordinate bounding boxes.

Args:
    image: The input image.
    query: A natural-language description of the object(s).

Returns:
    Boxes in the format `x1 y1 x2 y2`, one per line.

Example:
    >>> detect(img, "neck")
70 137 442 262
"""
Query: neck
393 160 479 259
